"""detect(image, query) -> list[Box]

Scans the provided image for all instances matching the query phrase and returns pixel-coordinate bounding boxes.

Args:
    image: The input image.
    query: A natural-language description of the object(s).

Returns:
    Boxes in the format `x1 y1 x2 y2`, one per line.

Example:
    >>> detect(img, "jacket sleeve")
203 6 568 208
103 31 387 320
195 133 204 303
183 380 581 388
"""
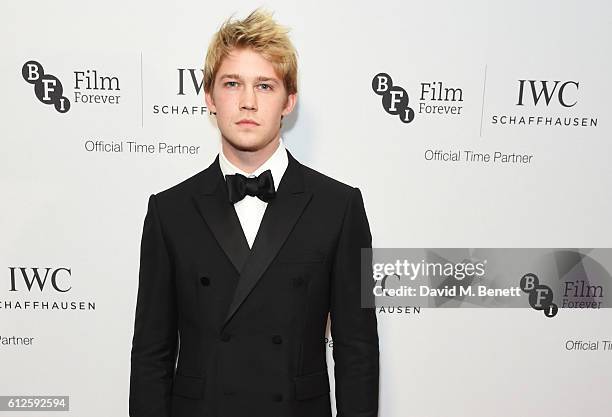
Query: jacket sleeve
330 187 380 417
129 194 178 417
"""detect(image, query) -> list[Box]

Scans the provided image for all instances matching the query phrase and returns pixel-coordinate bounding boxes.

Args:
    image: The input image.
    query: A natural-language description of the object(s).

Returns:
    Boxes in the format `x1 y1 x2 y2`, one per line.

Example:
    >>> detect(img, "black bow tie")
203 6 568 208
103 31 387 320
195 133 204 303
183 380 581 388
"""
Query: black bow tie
225 169 276 203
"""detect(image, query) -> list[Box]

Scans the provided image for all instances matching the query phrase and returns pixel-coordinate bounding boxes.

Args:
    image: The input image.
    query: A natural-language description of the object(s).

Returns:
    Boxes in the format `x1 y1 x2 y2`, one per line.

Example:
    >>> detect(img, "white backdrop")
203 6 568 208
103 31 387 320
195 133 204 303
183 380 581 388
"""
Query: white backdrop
1 1 611 416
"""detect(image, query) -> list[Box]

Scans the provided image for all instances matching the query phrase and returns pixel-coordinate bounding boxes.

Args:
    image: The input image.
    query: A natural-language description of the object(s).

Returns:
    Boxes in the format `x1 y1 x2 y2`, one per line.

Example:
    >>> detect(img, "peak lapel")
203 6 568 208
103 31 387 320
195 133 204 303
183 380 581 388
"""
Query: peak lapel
222 150 312 329
193 155 251 274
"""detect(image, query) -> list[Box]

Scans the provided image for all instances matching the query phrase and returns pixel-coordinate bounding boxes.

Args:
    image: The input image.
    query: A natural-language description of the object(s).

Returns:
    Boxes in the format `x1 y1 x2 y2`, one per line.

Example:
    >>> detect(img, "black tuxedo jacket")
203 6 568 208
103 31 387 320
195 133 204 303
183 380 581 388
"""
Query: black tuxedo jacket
129 149 379 417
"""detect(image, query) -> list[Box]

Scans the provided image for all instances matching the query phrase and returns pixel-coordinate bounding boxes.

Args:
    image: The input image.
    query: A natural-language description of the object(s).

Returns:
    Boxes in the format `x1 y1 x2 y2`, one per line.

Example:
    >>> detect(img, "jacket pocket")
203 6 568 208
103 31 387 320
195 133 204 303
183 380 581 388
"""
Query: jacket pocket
293 369 330 400
172 373 205 399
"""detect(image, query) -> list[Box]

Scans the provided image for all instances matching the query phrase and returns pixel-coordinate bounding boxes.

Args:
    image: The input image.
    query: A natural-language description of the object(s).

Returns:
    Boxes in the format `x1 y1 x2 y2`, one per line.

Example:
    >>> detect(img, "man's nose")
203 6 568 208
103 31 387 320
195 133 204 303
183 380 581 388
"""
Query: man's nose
240 85 257 111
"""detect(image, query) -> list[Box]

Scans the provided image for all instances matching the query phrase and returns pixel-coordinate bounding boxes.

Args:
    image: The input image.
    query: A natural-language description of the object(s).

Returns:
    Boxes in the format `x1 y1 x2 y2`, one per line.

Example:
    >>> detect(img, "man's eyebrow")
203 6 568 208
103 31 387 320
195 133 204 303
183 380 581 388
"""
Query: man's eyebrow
219 73 280 84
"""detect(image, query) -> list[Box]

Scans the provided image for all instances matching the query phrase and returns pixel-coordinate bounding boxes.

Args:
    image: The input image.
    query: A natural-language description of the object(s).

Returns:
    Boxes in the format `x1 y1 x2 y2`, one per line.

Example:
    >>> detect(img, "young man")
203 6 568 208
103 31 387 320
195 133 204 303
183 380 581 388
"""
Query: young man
129 8 379 417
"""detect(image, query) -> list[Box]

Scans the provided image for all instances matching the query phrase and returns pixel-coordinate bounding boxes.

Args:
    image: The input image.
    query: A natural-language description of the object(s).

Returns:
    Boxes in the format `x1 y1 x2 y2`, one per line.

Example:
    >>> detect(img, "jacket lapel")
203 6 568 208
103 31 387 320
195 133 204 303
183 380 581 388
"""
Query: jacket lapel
222 150 312 329
193 155 251 274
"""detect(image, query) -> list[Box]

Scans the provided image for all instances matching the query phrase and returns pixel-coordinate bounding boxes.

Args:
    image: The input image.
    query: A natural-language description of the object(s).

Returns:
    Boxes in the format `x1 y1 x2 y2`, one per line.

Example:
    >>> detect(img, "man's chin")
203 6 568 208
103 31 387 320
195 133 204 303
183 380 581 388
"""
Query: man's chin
226 141 261 152
223 135 276 153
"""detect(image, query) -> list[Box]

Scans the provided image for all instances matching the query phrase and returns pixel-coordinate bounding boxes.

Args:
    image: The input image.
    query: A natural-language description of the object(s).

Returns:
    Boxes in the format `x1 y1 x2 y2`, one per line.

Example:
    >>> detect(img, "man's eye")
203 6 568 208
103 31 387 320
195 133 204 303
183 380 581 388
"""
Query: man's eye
258 83 272 90
224 81 238 87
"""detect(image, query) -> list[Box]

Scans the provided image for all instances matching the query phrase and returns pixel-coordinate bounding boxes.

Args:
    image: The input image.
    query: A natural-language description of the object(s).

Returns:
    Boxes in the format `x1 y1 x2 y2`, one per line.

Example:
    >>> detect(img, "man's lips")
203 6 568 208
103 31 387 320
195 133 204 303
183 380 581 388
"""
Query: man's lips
236 119 259 126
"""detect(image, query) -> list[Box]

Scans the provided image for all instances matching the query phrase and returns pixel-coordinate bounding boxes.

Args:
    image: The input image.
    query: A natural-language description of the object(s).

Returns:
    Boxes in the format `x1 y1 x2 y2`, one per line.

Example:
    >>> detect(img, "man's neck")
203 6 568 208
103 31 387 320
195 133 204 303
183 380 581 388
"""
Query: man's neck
221 135 281 174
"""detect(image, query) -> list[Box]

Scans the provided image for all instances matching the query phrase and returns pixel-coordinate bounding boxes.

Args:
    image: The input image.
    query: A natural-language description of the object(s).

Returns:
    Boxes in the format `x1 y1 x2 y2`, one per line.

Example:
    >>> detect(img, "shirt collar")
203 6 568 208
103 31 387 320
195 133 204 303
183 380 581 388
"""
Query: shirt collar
219 137 288 192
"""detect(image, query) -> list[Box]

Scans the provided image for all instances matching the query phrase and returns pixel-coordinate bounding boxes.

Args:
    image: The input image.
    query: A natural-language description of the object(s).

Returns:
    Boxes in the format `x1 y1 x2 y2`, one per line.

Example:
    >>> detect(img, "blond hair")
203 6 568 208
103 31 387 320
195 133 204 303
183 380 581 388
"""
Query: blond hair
203 8 298 95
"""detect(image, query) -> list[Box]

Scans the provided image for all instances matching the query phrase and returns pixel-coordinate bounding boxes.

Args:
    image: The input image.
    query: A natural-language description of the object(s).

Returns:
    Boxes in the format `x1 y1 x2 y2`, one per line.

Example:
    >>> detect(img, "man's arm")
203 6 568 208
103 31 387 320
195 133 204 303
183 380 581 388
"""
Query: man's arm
330 187 380 417
129 194 178 417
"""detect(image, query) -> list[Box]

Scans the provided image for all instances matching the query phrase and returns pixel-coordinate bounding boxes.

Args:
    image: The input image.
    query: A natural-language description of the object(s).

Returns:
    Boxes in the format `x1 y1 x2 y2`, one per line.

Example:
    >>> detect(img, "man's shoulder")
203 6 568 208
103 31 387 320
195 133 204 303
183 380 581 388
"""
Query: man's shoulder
300 161 356 190
299 161 359 199
153 161 215 203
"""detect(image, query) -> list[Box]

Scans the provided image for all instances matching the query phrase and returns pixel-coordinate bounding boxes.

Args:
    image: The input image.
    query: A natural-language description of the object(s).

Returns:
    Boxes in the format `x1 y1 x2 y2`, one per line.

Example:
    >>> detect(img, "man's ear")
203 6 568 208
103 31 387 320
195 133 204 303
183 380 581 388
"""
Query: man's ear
205 89 217 114
282 93 297 118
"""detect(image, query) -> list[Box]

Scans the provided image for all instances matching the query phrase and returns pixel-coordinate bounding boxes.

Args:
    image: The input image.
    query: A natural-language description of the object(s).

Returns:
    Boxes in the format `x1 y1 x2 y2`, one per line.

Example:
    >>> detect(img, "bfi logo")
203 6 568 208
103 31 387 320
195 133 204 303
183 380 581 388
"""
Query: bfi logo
371 73 415 123
520 272 558 318
8 267 71 292
22 61 71 113
517 80 579 107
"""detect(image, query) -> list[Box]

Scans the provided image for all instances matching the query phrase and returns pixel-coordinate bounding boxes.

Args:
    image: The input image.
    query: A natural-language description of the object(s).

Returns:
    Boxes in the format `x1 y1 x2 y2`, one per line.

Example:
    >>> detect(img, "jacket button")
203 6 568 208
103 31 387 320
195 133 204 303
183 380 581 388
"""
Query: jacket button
273 393 283 402
200 276 210 286
293 276 304 287
272 335 283 344
220 333 231 342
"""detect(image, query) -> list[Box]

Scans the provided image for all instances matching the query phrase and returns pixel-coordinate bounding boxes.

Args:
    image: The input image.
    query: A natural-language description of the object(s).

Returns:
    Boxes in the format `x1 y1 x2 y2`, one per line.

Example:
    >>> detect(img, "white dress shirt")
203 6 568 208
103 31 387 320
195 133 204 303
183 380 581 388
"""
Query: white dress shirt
218 137 289 248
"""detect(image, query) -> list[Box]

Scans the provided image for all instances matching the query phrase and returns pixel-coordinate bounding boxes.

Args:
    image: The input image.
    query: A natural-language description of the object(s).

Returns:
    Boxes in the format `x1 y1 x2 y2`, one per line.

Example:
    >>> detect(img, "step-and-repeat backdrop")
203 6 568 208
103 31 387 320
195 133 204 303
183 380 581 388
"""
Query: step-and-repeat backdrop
2 0 611 416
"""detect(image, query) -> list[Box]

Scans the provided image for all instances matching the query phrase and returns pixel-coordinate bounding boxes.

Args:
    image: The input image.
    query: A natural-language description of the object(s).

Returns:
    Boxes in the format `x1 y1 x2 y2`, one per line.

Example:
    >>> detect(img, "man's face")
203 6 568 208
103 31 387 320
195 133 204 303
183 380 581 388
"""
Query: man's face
205 47 296 152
